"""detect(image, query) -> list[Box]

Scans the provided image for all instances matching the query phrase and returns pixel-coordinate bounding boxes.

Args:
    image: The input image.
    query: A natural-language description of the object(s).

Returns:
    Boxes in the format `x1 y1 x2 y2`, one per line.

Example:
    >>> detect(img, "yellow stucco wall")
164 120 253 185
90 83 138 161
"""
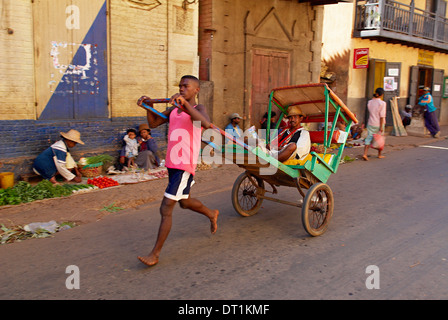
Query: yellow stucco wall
350 39 448 99
323 1 448 124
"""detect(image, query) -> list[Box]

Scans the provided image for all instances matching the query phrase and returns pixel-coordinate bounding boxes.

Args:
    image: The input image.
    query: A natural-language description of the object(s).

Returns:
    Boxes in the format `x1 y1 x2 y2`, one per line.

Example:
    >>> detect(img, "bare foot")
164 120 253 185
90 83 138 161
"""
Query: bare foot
138 254 159 267
210 210 219 234
378 155 385 159
362 155 369 161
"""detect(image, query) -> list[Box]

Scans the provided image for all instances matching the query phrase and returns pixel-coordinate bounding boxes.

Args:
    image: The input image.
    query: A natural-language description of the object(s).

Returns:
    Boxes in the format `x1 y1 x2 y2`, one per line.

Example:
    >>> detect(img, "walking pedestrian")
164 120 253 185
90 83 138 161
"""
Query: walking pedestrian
363 88 386 161
418 87 441 138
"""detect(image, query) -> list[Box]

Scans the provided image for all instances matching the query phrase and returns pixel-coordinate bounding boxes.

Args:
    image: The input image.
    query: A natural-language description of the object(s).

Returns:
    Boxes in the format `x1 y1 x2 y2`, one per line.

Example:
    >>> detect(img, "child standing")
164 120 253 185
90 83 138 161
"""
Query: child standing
123 128 138 168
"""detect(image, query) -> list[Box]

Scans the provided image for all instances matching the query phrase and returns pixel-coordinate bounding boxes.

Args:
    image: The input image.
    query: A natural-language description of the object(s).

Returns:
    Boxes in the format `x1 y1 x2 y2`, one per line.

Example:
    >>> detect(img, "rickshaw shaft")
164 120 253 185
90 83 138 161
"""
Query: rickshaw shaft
257 194 303 208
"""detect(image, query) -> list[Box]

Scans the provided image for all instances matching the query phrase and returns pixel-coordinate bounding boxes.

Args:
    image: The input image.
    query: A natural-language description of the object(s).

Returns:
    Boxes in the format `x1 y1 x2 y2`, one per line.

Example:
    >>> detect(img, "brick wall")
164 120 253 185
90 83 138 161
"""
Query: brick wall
0 0 35 120
0 0 199 180
199 0 213 80
110 0 199 118
0 118 168 179
109 0 170 118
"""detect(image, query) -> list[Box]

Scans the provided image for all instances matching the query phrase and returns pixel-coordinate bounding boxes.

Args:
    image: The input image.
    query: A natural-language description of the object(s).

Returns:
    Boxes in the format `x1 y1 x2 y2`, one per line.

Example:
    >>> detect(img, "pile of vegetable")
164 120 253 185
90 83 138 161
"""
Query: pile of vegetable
79 154 115 168
62 184 98 194
0 181 98 206
0 181 72 206
87 177 119 189
151 170 169 179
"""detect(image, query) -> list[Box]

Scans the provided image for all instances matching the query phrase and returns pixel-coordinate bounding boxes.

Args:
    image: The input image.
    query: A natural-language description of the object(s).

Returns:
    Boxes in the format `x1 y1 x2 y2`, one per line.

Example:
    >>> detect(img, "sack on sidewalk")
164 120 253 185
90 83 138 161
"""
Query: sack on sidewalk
371 134 385 151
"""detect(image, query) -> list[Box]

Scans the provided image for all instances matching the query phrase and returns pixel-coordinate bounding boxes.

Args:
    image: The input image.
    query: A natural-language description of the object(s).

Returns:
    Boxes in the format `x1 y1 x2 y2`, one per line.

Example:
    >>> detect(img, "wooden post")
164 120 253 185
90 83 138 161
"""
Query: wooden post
409 0 415 36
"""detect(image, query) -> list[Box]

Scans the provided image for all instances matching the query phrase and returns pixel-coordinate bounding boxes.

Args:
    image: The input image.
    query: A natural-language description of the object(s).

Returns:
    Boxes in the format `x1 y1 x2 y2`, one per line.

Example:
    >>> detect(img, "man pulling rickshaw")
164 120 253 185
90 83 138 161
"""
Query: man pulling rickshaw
136 81 358 266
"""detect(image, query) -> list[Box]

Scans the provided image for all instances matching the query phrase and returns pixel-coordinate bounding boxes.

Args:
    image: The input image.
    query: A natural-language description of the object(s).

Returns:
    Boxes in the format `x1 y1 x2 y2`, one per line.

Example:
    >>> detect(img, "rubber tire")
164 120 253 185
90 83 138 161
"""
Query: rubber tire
231 172 265 217
301 182 334 237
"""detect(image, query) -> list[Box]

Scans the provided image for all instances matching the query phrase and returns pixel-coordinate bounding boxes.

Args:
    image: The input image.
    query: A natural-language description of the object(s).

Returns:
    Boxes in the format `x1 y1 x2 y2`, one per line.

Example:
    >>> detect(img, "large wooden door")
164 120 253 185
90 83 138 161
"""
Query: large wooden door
33 0 108 120
409 66 444 120
251 49 290 127
367 59 401 126
409 66 419 106
432 69 444 120
383 62 401 126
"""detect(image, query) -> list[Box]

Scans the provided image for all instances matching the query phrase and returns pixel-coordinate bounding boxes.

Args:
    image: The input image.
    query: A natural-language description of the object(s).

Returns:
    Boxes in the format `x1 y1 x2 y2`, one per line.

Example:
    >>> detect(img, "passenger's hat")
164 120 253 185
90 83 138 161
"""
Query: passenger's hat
423 86 431 91
230 113 243 120
286 105 305 118
138 123 151 133
60 129 84 145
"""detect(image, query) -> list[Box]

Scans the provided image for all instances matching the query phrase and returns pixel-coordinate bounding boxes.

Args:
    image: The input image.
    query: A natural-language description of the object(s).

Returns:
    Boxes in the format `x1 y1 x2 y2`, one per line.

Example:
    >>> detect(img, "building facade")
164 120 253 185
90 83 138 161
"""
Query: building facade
1 0 344 179
198 0 326 129
0 0 199 177
321 0 448 128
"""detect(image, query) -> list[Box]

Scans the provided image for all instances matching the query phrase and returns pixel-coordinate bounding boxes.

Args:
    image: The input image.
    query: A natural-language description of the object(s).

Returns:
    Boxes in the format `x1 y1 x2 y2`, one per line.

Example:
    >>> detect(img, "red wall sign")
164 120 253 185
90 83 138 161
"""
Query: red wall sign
353 48 369 69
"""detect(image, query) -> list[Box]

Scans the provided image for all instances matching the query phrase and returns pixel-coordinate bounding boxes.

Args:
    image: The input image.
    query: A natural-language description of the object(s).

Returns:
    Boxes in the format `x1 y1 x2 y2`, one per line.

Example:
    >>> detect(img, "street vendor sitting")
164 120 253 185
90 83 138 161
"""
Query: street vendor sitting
33 129 84 184
267 105 311 163
118 124 160 170
136 123 160 169
225 113 243 143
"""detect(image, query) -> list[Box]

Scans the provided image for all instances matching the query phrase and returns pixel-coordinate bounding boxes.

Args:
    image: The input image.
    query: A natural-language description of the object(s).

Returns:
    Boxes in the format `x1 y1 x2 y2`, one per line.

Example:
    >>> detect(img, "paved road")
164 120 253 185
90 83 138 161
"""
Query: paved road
1 139 447 302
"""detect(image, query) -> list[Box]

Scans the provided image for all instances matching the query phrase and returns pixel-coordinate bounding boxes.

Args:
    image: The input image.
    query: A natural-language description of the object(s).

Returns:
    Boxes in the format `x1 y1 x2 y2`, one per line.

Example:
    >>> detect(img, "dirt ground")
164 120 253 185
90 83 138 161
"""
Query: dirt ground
0 164 244 229
0 135 438 229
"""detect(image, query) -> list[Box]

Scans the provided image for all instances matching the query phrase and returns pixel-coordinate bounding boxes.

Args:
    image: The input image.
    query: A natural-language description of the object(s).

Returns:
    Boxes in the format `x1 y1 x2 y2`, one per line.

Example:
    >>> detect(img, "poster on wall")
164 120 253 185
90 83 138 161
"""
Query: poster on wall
384 77 395 91
353 48 369 69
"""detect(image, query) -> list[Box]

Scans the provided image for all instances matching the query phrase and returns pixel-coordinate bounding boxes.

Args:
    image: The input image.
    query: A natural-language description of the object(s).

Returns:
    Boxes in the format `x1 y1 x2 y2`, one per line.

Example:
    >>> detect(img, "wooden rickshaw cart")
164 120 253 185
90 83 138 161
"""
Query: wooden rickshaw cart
140 83 358 237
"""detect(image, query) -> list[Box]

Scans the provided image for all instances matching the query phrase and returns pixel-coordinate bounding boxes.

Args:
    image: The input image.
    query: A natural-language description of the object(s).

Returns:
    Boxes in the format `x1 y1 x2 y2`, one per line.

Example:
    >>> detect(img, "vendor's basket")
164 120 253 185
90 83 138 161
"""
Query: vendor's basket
79 162 103 178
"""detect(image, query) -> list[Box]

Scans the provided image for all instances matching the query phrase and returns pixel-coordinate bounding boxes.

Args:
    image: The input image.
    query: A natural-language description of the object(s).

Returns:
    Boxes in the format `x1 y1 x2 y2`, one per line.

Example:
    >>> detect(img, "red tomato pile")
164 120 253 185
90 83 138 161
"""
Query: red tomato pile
87 177 119 189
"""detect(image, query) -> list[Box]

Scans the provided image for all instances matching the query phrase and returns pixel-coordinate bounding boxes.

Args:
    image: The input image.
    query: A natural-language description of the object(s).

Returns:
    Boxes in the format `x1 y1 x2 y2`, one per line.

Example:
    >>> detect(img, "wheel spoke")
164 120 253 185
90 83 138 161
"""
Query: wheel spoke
238 177 258 211
303 184 333 235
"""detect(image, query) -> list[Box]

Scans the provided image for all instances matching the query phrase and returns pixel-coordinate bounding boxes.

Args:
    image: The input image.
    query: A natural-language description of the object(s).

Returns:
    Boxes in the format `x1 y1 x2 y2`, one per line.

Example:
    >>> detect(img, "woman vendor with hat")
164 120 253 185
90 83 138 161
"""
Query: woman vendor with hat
119 124 160 170
33 129 84 184
135 123 160 169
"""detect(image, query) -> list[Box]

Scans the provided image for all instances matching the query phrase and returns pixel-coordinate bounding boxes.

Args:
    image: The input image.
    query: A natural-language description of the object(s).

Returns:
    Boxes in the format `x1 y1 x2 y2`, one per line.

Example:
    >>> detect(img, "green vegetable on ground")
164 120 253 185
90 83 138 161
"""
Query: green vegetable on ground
100 202 124 213
0 181 96 206
85 154 114 165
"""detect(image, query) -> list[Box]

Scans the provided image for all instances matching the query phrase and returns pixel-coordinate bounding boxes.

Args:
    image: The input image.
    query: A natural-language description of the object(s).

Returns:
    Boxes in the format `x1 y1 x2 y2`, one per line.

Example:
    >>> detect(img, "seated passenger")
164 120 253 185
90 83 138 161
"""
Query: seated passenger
267 106 310 163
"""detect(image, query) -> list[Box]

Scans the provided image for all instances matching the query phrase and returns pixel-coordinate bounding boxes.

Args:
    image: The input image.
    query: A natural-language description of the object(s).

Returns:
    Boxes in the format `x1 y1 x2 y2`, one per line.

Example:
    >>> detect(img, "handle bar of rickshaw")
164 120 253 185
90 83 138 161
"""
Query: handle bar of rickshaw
139 98 252 151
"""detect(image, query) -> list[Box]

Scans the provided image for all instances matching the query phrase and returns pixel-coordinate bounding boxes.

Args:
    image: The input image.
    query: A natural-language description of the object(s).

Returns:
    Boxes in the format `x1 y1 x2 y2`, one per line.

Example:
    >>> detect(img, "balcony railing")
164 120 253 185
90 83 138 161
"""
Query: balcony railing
354 0 448 50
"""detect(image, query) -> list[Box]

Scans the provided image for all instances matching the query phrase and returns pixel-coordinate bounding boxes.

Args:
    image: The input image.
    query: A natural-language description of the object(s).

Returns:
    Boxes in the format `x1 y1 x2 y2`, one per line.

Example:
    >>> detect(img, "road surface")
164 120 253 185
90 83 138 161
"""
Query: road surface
1 139 447 302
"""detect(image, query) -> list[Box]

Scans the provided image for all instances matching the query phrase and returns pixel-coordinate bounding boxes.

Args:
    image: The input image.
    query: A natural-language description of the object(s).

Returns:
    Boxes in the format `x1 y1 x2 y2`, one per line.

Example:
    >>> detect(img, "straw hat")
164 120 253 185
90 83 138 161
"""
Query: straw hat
229 113 243 120
138 123 151 133
286 105 305 118
60 129 84 145
423 86 431 91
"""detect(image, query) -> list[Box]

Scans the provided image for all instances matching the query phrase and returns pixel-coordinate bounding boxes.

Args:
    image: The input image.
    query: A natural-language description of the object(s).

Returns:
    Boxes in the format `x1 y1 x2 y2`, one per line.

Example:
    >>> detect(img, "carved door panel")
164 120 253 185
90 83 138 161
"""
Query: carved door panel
251 49 290 128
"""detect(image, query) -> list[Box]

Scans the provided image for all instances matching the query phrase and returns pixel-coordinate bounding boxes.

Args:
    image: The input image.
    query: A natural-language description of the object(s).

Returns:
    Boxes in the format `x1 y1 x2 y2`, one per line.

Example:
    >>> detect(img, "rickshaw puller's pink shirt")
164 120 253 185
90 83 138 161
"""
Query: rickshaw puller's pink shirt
165 106 202 176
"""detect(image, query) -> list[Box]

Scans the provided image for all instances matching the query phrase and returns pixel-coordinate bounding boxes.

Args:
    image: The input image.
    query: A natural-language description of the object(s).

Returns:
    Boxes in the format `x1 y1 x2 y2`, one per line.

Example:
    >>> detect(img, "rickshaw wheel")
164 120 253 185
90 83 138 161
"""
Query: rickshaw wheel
232 172 265 217
302 182 334 237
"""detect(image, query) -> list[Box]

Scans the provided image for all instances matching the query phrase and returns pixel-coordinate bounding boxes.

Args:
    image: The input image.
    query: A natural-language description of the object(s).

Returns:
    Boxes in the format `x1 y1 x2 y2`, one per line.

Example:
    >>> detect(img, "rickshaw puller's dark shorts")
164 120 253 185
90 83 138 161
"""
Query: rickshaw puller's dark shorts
164 168 195 201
